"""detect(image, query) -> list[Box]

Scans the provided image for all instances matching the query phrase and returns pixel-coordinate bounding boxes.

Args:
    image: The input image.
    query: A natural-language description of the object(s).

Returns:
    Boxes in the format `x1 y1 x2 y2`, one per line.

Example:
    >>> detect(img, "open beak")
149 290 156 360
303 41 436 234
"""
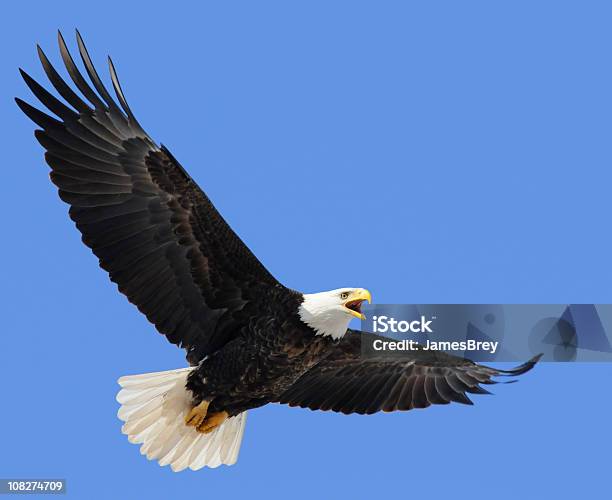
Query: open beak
343 289 372 320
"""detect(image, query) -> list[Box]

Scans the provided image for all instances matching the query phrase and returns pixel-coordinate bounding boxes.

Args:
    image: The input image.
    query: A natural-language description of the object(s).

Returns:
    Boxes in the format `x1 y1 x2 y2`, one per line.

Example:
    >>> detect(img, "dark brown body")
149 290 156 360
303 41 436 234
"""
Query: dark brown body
186 292 334 416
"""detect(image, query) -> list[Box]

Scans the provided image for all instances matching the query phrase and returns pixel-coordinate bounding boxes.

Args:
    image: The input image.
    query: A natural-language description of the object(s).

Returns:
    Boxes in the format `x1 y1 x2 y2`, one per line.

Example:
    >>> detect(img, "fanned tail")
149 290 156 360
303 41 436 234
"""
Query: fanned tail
117 367 247 471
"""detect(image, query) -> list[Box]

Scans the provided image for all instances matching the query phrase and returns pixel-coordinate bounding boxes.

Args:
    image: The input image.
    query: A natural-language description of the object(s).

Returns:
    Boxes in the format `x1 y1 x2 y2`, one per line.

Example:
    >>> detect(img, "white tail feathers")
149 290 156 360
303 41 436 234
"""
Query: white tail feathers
117 367 247 471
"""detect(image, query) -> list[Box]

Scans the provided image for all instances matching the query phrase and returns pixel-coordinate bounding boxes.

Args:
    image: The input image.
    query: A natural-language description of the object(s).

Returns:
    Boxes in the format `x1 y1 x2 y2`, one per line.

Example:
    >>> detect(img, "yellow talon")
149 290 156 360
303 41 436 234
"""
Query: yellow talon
197 411 229 434
184 400 210 428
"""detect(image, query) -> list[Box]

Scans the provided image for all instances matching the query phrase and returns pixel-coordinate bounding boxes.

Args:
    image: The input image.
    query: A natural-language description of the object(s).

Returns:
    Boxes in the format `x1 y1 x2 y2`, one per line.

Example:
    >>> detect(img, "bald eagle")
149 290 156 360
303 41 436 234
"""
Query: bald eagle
17 31 541 472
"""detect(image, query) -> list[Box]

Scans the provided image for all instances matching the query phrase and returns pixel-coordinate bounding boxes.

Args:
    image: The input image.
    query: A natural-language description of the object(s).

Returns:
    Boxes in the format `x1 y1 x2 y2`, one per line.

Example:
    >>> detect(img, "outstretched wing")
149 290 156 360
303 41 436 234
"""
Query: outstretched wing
277 330 541 414
17 31 288 363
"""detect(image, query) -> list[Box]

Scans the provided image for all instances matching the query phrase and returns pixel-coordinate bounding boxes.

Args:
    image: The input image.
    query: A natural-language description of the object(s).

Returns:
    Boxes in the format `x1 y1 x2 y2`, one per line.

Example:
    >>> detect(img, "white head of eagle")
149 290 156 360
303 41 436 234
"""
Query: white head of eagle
298 288 372 340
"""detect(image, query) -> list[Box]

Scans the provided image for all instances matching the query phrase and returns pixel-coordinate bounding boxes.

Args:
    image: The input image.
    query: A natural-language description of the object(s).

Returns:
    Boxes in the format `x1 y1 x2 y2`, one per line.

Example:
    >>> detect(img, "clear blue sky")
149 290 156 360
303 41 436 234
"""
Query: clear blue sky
2 1 611 498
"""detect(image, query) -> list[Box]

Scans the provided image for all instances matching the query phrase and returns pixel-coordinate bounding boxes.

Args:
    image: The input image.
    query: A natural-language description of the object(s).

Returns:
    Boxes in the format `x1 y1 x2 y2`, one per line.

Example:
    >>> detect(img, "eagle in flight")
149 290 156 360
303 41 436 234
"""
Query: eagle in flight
17 31 541 472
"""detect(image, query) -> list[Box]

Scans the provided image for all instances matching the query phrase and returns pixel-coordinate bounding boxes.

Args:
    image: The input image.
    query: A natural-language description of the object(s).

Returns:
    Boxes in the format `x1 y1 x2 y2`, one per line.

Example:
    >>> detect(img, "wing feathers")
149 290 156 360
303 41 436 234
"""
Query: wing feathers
108 56 147 136
57 31 107 112
37 44 90 113
425 375 448 405
277 331 541 415
46 156 130 184
18 31 285 362
19 69 78 121
75 30 124 117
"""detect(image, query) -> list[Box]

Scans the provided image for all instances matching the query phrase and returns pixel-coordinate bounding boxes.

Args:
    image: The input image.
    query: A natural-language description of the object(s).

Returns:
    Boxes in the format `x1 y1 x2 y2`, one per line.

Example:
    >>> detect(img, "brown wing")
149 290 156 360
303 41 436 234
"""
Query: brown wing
277 330 541 414
17 30 290 363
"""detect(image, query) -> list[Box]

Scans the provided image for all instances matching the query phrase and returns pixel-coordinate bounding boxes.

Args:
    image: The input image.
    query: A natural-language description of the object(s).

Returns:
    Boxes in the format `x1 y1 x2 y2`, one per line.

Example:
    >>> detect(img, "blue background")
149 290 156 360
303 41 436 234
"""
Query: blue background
2 1 611 498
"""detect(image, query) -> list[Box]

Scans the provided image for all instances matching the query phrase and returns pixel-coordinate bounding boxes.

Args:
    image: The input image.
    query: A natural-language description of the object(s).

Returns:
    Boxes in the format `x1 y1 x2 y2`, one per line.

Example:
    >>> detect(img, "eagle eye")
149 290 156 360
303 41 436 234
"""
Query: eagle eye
340 292 349 300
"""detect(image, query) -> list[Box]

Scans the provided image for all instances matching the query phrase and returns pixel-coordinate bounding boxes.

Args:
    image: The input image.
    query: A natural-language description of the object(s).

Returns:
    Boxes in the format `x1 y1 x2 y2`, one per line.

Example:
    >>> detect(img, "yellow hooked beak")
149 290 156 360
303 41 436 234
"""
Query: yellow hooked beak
343 289 372 320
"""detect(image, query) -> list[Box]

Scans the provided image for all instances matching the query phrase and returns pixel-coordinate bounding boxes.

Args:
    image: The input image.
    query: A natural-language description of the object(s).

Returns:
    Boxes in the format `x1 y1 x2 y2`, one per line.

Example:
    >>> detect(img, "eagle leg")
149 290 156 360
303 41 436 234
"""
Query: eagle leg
196 411 229 434
184 400 210 428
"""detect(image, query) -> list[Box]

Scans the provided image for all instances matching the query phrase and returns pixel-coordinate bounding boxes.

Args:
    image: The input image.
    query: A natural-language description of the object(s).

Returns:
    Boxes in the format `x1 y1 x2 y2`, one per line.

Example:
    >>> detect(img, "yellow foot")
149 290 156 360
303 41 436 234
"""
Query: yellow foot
184 400 210 428
197 411 229 434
